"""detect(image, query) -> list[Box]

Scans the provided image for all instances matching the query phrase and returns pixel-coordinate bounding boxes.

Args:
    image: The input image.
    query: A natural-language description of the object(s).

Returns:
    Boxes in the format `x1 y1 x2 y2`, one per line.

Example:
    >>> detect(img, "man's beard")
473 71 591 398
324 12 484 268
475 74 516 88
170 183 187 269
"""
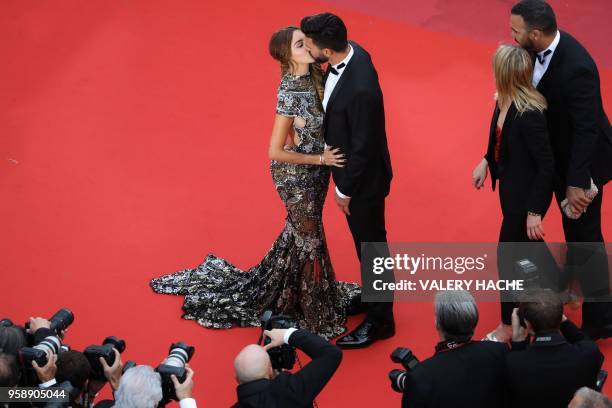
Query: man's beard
311 53 328 64
517 37 535 52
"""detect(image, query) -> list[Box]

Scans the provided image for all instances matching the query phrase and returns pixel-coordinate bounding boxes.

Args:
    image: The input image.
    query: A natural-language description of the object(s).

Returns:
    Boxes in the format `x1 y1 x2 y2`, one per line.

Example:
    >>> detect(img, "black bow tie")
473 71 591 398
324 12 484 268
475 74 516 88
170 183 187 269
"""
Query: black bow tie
536 49 552 64
328 62 346 76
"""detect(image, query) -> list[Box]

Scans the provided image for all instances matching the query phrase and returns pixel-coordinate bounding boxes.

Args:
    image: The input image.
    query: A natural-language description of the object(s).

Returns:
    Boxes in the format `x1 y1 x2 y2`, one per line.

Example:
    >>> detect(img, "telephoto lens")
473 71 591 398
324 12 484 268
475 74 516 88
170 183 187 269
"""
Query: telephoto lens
18 330 64 376
84 336 126 381
23 308 75 336
389 347 419 393
49 309 74 335
156 342 195 403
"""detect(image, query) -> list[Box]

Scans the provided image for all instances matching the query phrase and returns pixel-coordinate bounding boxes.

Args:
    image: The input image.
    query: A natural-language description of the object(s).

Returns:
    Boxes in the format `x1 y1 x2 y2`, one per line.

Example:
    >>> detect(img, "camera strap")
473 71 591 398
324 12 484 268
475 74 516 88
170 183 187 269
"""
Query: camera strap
434 339 472 354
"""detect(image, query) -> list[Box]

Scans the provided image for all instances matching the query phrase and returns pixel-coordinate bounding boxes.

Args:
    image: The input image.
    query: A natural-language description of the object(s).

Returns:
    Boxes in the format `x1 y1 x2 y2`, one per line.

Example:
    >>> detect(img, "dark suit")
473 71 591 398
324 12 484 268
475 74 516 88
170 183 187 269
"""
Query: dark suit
486 104 555 219
235 330 341 408
485 104 557 324
323 41 394 323
507 320 604 408
536 31 612 327
402 341 510 408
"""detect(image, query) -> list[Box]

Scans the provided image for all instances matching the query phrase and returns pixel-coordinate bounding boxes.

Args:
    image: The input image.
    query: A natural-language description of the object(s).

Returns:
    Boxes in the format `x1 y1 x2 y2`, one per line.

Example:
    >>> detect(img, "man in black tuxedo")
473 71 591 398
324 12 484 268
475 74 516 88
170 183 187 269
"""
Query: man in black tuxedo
300 13 395 348
233 328 342 408
508 291 603 407
510 0 612 339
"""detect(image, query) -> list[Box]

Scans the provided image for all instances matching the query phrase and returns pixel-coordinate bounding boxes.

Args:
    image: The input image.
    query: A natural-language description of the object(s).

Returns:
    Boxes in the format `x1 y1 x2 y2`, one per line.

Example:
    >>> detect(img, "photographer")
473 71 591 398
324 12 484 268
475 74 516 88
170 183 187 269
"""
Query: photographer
111 364 196 408
23 317 63 388
234 328 342 408
0 353 20 387
55 350 92 406
0 324 26 355
401 290 509 407
508 291 604 407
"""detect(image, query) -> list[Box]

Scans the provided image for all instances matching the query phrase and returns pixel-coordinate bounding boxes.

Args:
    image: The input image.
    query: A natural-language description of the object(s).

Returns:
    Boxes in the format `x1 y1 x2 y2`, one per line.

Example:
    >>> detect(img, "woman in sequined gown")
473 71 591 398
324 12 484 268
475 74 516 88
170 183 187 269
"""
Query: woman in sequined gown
150 27 360 339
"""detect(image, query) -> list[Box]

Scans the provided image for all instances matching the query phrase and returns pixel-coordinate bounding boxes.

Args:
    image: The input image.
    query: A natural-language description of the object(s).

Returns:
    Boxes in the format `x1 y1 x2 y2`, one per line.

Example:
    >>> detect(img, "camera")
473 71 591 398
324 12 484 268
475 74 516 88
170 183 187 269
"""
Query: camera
84 336 126 381
156 341 195 404
18 330 64 375
259 310 297 371
24 309 75 337
596 369 608 392
388 347 419 393
515 259 539 289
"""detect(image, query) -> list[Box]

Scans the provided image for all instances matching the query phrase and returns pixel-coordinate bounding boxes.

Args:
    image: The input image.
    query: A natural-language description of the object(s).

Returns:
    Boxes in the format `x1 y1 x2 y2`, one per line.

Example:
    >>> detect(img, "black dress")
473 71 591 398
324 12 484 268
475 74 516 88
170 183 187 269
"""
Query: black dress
150 72 360 339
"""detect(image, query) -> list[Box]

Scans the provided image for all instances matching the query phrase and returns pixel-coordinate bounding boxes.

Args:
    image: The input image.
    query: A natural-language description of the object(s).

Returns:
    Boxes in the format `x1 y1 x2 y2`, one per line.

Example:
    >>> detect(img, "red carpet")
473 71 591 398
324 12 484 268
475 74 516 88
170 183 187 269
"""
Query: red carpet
1 1 611 406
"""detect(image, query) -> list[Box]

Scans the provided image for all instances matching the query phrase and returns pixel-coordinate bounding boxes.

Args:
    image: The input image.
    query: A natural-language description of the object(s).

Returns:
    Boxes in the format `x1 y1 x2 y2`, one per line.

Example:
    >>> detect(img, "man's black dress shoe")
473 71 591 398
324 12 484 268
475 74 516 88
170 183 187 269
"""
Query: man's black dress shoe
583 324 612 341
336 319 395 349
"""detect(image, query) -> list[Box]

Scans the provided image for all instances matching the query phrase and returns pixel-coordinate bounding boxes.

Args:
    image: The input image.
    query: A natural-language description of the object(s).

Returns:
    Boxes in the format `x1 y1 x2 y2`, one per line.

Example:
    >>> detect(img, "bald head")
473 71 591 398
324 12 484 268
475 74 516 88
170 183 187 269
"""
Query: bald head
234 344 273 384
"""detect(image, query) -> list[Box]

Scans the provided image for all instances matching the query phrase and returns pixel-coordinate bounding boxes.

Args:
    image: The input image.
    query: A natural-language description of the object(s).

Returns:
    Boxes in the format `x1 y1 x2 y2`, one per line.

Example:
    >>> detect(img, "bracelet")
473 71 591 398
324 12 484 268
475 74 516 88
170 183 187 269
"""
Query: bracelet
319 154 325 165
527 211 541 217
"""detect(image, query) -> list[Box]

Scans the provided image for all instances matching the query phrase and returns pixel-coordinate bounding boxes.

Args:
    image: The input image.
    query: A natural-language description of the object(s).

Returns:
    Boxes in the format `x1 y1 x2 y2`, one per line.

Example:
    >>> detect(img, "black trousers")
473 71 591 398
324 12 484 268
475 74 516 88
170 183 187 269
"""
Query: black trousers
497 213 559 325
554 182 611 328
346 197 394 325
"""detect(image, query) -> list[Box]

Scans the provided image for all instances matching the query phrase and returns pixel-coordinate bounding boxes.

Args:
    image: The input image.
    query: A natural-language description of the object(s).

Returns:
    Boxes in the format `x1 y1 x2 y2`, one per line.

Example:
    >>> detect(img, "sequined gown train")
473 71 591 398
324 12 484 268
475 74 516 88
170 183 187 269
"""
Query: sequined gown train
150 72 360 339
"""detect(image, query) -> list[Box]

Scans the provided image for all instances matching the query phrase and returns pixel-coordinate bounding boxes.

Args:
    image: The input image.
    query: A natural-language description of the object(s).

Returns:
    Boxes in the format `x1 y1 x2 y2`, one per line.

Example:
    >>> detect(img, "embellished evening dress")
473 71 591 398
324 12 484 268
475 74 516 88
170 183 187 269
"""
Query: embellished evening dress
150 72 360 339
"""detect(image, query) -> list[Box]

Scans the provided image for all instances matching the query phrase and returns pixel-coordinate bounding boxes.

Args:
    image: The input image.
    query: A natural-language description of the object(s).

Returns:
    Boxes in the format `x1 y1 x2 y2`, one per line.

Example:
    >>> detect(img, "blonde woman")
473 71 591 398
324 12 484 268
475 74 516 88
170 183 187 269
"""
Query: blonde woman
473 44 555 342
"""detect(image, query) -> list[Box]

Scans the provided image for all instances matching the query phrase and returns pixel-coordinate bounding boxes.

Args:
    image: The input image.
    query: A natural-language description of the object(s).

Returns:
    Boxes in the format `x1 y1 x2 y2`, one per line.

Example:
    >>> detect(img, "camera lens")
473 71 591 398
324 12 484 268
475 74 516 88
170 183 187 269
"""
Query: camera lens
49 309 74 334
163 342 194 368
389 369 407 393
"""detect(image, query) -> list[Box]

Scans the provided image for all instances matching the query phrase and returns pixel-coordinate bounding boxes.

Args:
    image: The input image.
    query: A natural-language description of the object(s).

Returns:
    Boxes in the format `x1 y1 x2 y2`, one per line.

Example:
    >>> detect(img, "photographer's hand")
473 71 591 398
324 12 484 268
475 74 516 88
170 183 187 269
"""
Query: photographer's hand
27 317 51 334
171 365 195 401
263 329 288 350
32 350 57 384
511 308 528 342
100 348 123 391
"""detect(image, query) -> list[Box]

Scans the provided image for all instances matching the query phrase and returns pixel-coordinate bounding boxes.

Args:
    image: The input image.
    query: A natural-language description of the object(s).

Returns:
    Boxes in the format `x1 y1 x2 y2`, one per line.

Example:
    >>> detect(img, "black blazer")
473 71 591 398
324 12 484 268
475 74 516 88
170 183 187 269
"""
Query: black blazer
401 341 510 408
235 330 342 408
507 320 604 408
485 103 555 216
323 41 392 200
536 31 612 189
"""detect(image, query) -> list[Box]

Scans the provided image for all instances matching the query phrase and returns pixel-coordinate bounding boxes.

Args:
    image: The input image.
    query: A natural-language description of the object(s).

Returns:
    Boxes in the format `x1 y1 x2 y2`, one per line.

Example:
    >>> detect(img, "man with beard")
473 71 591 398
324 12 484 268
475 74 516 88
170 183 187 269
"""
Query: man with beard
510 0 612 339
300 13 395 348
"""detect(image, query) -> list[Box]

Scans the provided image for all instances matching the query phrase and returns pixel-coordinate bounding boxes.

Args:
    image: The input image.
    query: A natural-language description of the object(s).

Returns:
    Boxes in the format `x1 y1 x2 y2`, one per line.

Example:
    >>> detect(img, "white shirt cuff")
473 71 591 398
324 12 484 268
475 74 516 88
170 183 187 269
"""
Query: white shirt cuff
39 378 57 388
335 186 351 199
283 328 298 344
179 397 197 408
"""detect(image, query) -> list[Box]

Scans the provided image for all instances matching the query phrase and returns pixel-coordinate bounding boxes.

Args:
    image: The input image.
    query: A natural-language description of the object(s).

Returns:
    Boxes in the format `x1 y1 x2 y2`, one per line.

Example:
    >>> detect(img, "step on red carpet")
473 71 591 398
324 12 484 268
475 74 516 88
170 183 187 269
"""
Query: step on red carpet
1 1 611 406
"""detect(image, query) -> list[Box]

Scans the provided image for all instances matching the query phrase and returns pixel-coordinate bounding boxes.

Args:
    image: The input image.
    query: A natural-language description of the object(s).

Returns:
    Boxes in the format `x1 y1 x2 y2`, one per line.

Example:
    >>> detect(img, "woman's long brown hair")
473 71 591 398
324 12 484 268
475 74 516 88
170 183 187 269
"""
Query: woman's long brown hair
269 26 324 103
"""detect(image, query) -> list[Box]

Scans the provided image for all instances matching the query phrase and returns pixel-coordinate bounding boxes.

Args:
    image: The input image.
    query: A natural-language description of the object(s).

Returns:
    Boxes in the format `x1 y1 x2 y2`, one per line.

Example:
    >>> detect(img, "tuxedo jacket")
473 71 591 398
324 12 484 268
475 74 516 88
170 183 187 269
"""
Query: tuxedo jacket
234 330 342 408
507 320 604 408
323 41 392 200
401 341 510 408
485 103 555 216
536 31 612 189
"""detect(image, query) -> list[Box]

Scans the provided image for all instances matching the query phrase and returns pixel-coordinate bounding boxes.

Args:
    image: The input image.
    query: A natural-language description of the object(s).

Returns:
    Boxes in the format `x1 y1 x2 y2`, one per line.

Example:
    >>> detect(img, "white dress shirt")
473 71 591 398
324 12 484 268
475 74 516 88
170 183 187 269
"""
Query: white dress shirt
533 30 560 87
179 397 197 408
323 45 354 199
283 327 298 344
